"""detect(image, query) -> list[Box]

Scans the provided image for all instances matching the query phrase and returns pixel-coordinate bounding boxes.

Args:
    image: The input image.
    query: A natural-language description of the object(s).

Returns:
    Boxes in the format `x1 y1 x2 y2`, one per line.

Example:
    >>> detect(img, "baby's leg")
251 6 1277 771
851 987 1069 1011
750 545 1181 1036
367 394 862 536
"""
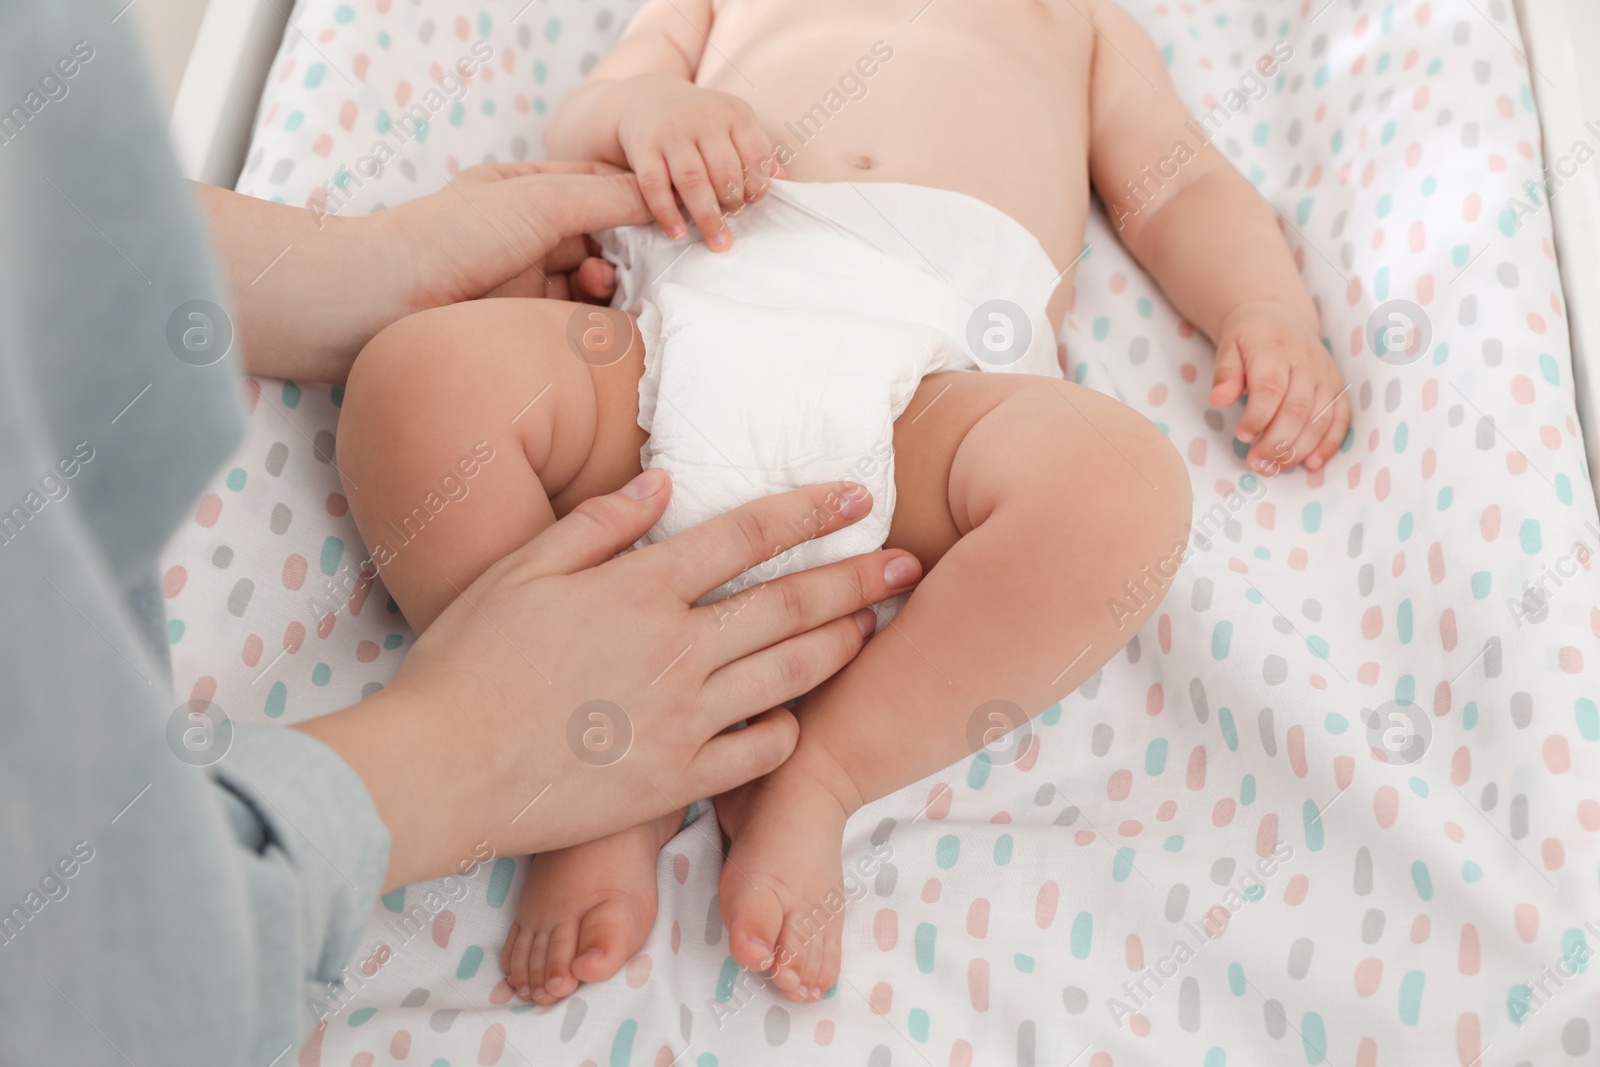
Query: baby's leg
717 373 1192 1001
337 298 645 630
338 298 674 1003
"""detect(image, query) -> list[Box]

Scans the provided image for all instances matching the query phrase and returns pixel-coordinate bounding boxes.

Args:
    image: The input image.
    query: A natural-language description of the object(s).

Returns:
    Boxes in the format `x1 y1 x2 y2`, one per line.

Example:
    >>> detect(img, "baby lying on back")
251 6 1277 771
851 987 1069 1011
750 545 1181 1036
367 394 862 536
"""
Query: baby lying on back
336 0 1347 1006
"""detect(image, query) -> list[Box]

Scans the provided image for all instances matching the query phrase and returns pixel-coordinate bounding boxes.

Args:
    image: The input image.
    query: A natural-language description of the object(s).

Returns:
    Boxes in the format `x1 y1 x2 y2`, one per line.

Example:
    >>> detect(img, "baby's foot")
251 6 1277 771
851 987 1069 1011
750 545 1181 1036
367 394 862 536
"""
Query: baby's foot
716 752 859 1003
500 812 681 1004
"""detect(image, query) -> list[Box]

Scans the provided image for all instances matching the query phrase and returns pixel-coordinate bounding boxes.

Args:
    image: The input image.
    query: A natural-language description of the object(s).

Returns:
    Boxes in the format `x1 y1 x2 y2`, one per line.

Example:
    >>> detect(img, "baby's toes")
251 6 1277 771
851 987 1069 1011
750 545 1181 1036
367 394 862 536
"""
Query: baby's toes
778 917 830 1002
540 922 581 1001
720 874 786 976
502 922 537 1001
817 928 842 1000
500 921 521 985
526 929 561 1005
794 937 829 1002
769 920 816 998
571 898 646 984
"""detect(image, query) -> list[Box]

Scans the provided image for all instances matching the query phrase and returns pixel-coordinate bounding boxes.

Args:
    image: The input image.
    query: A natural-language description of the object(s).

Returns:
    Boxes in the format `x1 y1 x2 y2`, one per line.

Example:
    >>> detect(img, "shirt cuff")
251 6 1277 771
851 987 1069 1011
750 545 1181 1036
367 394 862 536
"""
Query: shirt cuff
212 724 392 981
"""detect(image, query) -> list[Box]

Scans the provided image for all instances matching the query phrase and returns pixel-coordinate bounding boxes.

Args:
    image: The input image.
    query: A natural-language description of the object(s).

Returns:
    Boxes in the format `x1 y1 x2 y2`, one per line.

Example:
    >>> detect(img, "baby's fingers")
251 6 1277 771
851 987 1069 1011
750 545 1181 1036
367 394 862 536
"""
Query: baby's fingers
1250 369 1316 472
665 145 730 250
1306 389 1353 472
635 156 688 239
1209 338 1246 408
731 121 778 199
1282 382 1342 474
1233 358 1286 446
699 134 748 214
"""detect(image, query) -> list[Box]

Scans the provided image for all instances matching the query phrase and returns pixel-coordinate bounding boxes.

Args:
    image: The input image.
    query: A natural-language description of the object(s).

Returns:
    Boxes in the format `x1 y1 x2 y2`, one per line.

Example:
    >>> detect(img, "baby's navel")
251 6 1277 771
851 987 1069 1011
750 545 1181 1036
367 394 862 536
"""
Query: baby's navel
849 155 875 171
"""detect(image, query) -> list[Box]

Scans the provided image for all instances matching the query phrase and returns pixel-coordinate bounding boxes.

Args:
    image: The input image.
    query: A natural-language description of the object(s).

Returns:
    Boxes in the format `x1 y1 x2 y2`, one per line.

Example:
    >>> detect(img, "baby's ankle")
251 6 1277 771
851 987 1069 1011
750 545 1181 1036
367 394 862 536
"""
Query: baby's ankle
782 739 867 819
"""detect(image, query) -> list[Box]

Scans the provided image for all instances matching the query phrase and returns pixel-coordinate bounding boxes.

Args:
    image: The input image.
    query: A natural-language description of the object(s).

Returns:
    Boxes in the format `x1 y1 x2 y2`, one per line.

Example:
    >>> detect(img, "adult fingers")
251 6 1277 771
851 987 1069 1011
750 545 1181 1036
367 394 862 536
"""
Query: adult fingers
665 145 728 249
481 264 554 300
1249 368 1316 472
569 257 618 303
463 172 653 265
698 612 877 731
455 160 624 184
503 468 673 577
385 171 638 308
540 235 591 275
699 548 920 662
509 171 653 237
640 481 874 601
682 709 800 801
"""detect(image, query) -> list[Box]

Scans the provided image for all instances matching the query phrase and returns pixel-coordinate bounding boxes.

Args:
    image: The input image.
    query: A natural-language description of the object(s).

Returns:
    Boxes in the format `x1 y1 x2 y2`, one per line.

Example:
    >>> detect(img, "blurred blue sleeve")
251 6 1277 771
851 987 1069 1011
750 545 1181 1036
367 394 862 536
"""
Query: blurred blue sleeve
0 3 390 1063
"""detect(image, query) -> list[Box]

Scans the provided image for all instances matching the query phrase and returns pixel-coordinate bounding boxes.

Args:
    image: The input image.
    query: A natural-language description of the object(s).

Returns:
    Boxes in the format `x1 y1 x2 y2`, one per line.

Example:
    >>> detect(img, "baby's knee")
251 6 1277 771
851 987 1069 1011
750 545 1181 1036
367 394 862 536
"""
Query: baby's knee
1069 390 1189 545
973 378 1191 547
337 310 448 462
1112 403 1192 530
1110 413 1193 595
347 303 476 404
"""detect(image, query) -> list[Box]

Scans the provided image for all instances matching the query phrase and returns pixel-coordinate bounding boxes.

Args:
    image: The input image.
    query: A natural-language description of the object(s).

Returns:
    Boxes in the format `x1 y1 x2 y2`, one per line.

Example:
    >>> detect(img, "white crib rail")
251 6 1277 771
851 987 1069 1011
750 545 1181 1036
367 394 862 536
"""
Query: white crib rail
168 0 290 188
1516 0 1600 508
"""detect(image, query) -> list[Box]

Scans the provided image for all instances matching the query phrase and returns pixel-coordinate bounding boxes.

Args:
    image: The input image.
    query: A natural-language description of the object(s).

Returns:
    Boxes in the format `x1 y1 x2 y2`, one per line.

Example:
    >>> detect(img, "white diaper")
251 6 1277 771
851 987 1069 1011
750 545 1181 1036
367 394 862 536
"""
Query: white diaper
598 180 1063 613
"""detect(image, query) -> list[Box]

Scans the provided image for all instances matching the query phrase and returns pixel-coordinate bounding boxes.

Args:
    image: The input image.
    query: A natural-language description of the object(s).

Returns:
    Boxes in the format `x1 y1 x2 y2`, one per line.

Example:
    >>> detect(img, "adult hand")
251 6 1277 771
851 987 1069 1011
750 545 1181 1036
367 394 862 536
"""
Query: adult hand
195 162 650 382
296 471 923 891
380 160 641 308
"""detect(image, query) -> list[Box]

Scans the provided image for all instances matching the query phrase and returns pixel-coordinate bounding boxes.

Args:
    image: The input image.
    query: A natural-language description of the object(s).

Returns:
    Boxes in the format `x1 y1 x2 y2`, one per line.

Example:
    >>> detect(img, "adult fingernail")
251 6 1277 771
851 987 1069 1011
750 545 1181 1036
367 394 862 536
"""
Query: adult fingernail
839 485 871 517
1237 430 1256 444
853 608 876 638
884 555 921 589
620 468 666 499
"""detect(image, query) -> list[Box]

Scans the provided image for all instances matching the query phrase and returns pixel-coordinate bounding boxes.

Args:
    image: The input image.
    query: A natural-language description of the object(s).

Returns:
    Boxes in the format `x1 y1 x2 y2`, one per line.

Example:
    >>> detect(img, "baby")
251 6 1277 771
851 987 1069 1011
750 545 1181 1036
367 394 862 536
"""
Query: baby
337 0 1348 1006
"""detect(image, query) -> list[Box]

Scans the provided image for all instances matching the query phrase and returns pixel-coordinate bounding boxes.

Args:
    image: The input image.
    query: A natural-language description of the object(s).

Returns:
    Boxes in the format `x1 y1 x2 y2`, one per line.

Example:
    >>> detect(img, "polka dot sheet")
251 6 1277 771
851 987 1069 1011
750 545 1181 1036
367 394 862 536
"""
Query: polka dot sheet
161 0 1600 1064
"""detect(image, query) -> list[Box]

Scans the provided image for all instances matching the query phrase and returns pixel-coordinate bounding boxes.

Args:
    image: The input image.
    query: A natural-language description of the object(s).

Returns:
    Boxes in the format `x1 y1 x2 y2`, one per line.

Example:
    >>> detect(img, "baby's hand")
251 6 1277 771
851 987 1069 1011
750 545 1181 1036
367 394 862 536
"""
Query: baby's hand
617 74 780 250
1209 301 1351 474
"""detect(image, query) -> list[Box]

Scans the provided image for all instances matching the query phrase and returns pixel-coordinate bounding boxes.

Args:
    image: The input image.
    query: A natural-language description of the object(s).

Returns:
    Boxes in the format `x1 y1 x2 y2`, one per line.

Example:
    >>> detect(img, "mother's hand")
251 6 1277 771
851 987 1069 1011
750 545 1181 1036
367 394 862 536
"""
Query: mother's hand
383 160 640 307
196 164 649 383
296 472 922 891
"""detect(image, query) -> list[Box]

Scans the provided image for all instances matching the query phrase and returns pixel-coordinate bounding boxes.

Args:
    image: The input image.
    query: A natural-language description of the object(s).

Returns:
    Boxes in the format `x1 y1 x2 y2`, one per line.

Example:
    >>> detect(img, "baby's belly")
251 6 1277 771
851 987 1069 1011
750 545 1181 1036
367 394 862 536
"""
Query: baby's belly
698 0 1093 317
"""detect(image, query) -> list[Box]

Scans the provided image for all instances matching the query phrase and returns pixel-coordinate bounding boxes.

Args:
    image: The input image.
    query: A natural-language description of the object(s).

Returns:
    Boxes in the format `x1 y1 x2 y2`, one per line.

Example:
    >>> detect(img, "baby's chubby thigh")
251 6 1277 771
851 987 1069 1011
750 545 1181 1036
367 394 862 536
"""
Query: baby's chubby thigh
336 297 647 629
883 371 1029 567
539 300 651 514
894 368 1191 666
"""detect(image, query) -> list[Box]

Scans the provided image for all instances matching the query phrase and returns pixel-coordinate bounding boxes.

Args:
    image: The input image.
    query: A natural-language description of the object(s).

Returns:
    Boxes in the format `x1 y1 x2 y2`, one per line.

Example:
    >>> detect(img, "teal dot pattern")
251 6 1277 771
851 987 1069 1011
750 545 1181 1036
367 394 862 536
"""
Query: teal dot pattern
155 1 1600 1065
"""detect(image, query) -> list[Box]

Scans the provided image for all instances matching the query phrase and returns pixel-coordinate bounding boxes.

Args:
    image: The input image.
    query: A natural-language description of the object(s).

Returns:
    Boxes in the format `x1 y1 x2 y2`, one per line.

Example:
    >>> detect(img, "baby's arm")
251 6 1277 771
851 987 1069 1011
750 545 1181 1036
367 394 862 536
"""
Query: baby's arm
546 0 776 249
1086 0 1349 473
